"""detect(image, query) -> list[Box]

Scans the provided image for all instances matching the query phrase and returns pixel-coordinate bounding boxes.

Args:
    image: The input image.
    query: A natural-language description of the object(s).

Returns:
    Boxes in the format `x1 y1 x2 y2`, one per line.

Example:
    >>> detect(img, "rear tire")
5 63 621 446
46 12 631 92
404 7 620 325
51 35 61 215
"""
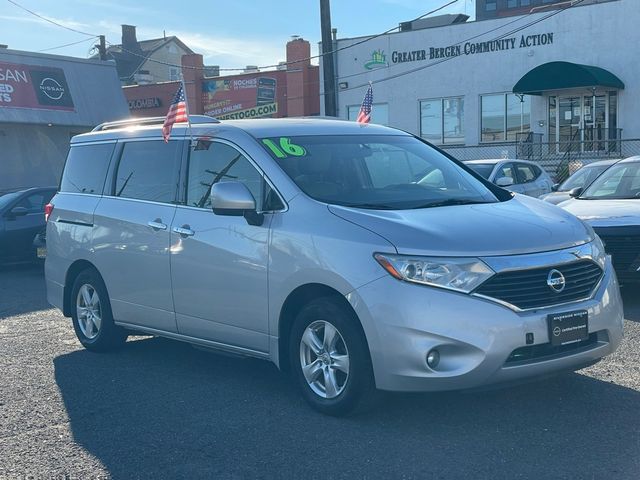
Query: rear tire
289 297 374 416
70 269 127 352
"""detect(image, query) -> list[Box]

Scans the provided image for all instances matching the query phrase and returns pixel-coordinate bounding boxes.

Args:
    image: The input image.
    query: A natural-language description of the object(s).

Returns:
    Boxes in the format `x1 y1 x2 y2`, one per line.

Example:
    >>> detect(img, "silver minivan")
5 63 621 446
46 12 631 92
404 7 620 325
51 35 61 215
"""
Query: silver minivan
45 116 623 415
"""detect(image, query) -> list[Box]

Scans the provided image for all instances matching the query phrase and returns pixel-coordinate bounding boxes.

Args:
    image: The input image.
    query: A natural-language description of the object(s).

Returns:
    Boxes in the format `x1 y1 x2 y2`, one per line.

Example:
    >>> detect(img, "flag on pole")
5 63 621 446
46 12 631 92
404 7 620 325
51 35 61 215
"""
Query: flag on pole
162 84 188 142
356 83 373 124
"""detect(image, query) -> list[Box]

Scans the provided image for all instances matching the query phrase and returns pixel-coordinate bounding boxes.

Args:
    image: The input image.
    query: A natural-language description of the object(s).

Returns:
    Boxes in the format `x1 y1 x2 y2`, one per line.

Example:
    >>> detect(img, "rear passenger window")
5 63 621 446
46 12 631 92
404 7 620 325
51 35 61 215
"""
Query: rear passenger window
186 142 266 210
60 143 115 194
115 141 182 203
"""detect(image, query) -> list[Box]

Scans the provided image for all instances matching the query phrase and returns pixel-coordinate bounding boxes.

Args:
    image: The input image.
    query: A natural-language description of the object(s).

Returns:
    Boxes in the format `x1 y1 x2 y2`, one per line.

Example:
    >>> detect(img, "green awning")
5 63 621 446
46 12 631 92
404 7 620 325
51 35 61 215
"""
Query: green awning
513 61 625 95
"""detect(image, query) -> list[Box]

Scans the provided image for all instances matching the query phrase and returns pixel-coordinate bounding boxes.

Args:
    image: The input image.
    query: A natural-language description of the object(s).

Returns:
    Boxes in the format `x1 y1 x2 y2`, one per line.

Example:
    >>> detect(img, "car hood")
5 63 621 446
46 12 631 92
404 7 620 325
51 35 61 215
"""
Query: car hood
539 191 571 205
559 198 640 227
328 195 593 256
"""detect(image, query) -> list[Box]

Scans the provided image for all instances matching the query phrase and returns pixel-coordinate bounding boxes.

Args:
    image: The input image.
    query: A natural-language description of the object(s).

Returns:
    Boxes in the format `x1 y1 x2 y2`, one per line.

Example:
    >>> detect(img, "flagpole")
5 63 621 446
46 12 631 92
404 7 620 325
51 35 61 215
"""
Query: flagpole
180 73 194 146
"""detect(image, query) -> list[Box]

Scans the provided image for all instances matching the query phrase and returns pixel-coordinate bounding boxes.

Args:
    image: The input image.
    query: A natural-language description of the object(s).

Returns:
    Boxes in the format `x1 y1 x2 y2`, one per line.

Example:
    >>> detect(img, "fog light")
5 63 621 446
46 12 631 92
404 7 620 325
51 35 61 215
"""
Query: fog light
426 349 440 369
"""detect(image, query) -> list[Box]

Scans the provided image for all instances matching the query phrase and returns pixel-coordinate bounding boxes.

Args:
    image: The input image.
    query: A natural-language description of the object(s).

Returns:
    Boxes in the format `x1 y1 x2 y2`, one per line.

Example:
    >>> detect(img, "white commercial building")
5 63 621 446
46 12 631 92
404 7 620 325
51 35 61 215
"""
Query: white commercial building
323 0 639 170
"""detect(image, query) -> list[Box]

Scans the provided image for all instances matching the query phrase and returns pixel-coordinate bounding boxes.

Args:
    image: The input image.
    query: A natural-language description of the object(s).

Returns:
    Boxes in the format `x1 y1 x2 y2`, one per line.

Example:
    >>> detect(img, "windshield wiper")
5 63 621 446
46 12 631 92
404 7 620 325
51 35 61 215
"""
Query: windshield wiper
341 203 398 210
412 199 490 209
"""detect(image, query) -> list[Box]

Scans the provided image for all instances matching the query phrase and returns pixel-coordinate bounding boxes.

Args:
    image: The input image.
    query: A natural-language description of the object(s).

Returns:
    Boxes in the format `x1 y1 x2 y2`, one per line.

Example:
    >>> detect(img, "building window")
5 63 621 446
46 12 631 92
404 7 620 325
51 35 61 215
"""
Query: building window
507 0 518 7
481 93 530 142
420 97 465 145
521 0 531 5
169 67 180 81
347 103 389 125
485 1 497 11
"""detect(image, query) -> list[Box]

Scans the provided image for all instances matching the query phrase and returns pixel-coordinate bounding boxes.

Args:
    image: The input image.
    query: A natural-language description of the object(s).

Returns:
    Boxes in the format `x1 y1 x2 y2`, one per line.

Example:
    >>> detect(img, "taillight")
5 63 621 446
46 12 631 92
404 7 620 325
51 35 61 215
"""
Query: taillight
45 203 54 222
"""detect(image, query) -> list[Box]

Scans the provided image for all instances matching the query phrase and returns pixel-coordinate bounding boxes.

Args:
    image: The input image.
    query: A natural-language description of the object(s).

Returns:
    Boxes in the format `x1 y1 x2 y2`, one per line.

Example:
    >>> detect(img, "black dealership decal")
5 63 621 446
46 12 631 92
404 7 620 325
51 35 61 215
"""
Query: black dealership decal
29 68 74 108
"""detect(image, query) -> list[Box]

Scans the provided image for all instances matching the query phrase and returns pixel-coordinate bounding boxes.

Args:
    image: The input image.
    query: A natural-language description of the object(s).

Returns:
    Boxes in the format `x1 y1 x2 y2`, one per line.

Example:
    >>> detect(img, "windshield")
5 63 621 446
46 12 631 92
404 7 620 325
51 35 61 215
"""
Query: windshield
466 163 494 180
581 162 640 200
559 164 609 192
260 135 500 209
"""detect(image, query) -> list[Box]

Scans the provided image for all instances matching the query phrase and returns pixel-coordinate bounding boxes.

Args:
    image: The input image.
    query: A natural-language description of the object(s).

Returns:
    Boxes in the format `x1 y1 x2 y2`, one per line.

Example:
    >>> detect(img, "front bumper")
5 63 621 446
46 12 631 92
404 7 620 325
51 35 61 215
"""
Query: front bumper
347 256 624 392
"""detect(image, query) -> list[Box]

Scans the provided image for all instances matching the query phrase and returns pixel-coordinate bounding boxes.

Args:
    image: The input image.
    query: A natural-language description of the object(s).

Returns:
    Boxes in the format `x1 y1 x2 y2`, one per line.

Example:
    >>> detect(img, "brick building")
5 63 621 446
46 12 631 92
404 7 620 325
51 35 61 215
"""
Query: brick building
123 38 320 120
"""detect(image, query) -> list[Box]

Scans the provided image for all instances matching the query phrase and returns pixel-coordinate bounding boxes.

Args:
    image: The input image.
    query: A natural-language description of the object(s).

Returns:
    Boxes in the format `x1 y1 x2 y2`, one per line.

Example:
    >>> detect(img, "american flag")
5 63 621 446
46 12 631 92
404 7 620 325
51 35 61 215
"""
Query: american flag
356 83 373 124
162 84 188 142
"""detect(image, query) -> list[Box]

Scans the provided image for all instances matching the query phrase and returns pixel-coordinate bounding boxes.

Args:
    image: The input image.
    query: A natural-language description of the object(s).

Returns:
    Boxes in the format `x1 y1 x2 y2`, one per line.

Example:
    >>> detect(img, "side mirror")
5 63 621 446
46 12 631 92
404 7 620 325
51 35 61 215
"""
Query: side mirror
496 176 514 187
569 187 583 198
552 183 560 192
8 206 29 218
210 181 264 226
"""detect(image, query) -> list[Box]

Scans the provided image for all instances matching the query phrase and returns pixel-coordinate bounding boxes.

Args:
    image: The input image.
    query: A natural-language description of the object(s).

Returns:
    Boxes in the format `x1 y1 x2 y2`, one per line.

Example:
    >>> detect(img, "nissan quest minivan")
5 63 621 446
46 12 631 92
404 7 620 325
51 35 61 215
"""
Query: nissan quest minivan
45 116 624 415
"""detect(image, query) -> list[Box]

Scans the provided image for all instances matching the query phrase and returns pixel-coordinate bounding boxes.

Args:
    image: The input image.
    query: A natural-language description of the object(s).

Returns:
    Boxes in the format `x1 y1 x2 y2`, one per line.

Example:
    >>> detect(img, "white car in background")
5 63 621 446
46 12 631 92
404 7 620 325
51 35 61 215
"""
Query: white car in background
540 159 620 205
465 159 553 197
559 156 640 285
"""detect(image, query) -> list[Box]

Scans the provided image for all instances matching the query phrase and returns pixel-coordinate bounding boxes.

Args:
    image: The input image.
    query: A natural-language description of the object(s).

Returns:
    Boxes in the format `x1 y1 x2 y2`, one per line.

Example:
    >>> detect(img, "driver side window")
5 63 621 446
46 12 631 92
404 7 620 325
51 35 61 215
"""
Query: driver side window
496 163 516 183
187 141 276 211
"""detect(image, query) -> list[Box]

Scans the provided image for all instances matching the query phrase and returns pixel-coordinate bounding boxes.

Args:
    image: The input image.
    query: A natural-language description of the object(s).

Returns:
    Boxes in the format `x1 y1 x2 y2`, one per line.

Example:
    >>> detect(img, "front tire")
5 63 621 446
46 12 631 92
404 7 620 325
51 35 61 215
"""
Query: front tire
290 297 374 416
70 269 127 352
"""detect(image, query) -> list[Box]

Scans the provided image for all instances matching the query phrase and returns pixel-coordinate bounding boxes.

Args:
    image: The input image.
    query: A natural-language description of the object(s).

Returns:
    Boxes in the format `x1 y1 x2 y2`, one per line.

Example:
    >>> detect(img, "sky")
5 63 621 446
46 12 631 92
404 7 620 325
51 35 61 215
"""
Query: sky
1 0 476 71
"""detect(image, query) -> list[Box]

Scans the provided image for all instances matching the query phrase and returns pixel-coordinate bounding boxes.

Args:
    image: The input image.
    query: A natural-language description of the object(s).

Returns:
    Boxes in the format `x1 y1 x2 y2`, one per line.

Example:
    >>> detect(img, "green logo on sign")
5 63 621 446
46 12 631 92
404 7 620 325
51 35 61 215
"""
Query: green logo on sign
364 49 387 70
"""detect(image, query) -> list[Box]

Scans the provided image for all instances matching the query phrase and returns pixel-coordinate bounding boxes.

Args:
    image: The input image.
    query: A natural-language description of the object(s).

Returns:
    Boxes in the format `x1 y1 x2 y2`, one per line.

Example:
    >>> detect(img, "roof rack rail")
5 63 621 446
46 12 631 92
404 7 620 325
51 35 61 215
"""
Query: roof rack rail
92 114 220 132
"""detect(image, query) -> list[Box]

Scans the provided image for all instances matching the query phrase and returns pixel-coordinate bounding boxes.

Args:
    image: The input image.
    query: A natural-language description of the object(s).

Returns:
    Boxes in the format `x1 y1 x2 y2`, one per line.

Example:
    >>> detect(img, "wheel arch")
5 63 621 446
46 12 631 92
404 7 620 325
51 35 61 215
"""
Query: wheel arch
63 259 103 317
277 283 370 373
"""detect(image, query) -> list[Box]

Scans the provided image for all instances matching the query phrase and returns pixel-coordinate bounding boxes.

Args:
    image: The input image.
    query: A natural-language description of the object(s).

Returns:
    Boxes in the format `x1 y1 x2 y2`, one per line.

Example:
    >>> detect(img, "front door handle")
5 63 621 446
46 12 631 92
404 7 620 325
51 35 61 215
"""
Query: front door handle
173 225 195 237
148 219 167 231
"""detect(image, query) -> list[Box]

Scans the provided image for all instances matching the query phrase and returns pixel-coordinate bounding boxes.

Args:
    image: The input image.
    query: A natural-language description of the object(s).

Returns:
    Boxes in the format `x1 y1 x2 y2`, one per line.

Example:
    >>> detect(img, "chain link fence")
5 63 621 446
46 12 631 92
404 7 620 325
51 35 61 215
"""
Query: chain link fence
442 139 640 182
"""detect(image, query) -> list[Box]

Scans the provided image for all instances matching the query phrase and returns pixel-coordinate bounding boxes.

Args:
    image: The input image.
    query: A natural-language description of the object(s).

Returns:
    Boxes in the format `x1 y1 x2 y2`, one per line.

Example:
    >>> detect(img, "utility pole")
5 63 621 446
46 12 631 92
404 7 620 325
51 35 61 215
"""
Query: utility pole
320 0 337 117
96 35 107 60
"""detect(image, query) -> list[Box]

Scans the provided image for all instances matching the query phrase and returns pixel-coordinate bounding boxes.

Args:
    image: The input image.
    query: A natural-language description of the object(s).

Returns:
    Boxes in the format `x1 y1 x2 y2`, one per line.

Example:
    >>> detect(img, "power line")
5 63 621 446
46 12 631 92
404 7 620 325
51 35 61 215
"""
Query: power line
38 36 98 53
6 0 96 37
279 0 585 105
107 0 460 74
338 0 585 95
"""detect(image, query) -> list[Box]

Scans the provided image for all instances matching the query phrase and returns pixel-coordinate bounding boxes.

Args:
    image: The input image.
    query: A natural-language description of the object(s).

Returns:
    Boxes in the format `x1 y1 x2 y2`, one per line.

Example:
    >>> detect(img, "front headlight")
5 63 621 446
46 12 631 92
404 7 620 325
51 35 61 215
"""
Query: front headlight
374 253 495 293
590 234 607 269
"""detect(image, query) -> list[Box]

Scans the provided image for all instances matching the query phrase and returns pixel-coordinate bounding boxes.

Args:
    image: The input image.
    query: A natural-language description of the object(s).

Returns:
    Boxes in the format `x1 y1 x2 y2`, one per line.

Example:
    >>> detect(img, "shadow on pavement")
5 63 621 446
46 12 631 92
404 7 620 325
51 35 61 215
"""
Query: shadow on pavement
0 262 51 318
55 336 640 479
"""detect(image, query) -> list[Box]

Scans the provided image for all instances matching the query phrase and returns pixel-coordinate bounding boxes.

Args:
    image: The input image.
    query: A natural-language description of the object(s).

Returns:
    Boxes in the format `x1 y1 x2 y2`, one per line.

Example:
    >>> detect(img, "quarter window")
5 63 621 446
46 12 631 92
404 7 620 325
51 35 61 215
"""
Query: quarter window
60 143 115 195
115 141 182 203
187 141 272 210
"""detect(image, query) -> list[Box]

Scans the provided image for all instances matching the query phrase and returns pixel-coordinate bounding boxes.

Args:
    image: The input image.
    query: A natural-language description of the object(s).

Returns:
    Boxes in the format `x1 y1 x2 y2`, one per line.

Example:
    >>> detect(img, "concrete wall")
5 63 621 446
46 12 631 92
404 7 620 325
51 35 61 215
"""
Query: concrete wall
329 0 638 145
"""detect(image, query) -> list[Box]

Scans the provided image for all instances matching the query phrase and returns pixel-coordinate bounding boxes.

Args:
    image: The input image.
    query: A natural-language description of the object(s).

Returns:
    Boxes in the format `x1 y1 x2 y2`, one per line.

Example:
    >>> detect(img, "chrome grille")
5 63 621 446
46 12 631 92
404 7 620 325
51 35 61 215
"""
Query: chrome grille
596 232 640 283
474 260 603 310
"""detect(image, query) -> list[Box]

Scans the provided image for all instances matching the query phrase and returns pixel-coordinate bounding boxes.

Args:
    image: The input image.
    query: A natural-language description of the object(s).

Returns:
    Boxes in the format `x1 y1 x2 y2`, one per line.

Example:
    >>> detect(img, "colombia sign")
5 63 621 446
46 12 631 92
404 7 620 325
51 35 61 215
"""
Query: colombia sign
0 62 74 111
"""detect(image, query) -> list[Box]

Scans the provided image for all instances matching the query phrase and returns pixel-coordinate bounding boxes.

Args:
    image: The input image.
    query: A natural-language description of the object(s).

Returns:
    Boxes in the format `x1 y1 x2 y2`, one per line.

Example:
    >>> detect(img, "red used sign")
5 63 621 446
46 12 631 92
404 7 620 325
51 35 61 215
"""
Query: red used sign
0 62 74 111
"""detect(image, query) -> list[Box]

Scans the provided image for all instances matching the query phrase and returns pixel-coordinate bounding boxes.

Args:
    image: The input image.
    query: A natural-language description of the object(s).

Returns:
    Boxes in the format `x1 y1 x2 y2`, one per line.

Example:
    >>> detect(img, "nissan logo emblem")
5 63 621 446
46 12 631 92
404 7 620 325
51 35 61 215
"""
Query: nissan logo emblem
39 77 65 100
547 269 566 293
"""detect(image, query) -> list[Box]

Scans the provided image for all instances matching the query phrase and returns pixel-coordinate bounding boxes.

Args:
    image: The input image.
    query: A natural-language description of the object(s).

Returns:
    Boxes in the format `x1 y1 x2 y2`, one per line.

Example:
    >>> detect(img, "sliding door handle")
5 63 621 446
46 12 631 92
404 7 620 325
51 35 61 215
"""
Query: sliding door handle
173 225 195 237
148 220 167 231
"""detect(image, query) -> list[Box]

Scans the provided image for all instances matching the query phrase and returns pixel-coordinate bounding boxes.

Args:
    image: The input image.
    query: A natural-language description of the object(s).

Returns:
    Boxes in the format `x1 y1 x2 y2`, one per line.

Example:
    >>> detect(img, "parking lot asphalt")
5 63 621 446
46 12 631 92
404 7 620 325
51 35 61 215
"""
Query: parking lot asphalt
0 263 639 479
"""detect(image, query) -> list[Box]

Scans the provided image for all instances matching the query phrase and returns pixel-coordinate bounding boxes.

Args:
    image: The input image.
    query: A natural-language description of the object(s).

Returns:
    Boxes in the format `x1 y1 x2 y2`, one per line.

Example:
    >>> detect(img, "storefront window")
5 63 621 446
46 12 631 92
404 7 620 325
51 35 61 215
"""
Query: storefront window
420 97 465 145
481 94 504 142
420 99 442 144
485 1 497 11
507 95 531 141
347 103 389 126
481 93 530 142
